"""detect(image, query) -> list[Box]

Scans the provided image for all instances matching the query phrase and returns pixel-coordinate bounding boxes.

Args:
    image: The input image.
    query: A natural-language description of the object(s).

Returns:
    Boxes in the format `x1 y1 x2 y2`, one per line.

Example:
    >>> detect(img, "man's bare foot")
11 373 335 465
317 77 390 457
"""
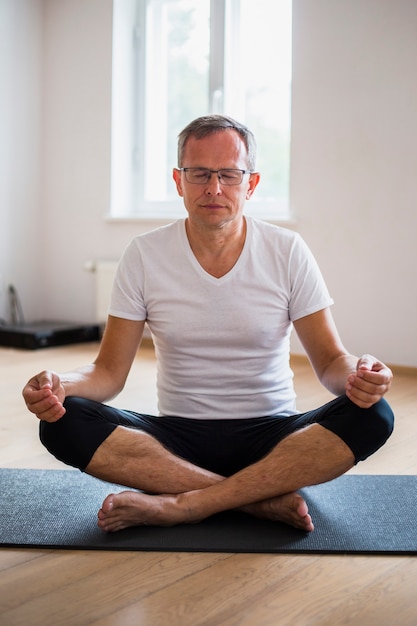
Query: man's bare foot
97 491 185 532
243 492 314 532
97 489 313 533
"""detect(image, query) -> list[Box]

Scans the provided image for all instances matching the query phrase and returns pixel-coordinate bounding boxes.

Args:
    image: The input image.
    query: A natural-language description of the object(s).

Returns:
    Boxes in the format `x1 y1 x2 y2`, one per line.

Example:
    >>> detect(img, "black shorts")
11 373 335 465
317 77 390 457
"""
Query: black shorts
40 395 394 477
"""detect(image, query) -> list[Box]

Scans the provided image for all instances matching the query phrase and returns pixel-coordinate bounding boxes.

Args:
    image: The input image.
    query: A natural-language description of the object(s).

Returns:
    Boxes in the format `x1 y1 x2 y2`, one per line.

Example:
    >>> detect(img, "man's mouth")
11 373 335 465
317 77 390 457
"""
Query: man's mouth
202 203 226 210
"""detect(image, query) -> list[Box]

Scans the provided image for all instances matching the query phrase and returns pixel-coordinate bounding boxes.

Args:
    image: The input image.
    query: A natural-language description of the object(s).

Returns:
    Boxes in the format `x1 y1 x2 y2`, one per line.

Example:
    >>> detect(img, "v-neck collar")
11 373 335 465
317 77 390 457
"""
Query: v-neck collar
179 217 251 284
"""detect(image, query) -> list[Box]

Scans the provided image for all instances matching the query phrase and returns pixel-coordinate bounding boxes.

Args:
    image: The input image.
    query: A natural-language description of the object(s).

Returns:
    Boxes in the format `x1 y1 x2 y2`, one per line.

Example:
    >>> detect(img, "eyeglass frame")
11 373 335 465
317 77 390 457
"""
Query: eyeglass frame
177 167 253 185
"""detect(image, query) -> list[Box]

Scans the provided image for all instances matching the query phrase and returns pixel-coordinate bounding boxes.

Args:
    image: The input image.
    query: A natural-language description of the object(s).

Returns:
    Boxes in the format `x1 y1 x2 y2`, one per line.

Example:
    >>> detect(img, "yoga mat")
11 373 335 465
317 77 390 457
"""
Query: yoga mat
0 469 416 554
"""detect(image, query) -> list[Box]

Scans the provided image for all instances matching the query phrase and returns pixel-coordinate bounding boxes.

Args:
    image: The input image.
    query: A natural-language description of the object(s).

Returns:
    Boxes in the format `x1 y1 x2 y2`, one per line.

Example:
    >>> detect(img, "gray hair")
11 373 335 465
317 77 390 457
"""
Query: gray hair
177 114 257 171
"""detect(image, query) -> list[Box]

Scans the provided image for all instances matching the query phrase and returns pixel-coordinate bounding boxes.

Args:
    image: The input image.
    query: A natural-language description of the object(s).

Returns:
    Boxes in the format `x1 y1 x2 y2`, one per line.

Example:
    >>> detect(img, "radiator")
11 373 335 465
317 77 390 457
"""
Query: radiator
85 260 151 341
85 260 118 324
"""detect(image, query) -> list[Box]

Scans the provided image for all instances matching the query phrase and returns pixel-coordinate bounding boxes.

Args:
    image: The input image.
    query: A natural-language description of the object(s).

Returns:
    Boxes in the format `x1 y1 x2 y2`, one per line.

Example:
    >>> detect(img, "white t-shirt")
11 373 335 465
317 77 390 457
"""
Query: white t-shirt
109 217 333 419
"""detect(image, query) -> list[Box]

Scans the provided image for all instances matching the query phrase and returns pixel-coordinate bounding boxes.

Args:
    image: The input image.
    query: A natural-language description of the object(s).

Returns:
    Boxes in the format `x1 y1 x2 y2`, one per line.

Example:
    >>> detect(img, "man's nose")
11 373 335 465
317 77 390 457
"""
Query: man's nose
205 172 222 193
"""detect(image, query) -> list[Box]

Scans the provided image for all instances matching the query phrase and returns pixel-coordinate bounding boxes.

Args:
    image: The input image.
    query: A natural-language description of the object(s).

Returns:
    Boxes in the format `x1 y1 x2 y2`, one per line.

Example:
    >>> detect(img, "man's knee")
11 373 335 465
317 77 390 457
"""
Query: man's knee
347 397 394 462
39 397 116 470
320 396 394 464
360 399 394 461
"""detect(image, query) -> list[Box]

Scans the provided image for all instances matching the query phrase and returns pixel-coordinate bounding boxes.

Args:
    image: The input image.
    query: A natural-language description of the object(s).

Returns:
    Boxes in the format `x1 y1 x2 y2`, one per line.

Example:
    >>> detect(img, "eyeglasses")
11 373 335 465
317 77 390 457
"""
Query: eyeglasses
178 168 252 185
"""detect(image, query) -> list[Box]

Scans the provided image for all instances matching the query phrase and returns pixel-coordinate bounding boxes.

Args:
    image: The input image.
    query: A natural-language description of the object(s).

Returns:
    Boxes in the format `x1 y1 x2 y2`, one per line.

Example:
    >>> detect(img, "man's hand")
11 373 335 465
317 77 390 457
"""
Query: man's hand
22 370 66 422
345 354 393 409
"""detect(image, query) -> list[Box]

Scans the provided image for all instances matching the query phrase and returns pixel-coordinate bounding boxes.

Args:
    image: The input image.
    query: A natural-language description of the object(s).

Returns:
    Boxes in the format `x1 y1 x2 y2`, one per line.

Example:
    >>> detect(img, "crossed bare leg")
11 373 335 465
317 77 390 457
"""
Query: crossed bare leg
90 421 354 535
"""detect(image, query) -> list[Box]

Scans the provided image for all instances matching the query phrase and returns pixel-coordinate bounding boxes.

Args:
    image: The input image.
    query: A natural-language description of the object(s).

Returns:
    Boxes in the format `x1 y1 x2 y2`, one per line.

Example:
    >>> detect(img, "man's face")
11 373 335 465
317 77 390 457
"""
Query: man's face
172 130 259 230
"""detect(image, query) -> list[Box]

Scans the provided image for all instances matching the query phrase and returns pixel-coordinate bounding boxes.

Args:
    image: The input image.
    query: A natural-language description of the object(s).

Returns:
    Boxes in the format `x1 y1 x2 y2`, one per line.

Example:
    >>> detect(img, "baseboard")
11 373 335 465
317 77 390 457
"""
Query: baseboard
290 353 417 377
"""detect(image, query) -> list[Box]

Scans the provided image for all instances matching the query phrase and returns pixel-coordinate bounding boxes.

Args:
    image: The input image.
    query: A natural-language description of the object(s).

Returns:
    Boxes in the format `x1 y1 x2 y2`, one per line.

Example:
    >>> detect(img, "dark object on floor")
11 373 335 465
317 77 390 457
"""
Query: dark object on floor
0 321 100 349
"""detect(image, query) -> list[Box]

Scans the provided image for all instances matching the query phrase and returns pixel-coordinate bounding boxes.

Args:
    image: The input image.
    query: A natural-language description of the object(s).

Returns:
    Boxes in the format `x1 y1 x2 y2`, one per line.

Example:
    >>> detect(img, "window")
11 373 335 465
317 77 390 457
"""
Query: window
111 0 292 220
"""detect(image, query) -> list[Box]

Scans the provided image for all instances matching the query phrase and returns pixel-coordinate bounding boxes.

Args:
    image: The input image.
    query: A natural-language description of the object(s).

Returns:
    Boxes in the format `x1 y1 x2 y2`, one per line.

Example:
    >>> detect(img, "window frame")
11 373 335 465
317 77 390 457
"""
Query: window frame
110 0 292 222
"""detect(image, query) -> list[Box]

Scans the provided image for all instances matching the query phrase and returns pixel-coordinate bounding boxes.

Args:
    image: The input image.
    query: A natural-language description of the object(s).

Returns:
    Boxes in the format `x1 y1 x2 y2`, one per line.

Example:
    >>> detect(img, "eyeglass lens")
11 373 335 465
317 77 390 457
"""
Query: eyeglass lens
184 169 244 185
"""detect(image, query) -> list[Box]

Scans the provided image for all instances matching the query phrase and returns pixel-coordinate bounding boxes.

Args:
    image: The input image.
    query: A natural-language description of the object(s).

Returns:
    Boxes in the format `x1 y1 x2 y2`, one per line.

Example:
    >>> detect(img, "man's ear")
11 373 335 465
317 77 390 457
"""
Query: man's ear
173 168 183 197
246 172 261 200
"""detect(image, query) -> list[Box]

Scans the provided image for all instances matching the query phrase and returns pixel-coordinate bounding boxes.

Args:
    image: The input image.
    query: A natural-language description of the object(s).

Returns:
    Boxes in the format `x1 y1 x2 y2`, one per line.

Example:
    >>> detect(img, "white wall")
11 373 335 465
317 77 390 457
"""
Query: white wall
291 0 417 366
2 0 416 366
0 0 43 322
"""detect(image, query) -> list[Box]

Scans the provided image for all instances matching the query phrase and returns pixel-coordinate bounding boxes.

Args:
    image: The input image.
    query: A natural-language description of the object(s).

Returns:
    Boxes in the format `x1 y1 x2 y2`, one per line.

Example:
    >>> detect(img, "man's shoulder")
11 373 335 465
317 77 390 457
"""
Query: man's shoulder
248 216 301 244
121 220 183 265
124 220 183 256
134 219 183 244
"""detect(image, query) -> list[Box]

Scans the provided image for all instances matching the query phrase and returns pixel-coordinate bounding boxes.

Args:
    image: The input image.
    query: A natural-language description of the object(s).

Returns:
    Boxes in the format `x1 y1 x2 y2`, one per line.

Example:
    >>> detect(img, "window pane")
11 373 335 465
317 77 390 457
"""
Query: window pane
144 0 210 202
111 0 292 219
225 0 292 206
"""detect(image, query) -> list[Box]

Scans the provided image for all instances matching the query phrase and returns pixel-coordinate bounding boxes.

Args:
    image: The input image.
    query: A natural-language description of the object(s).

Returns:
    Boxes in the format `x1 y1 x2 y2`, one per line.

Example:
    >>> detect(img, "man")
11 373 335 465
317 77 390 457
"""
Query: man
23 115 394 533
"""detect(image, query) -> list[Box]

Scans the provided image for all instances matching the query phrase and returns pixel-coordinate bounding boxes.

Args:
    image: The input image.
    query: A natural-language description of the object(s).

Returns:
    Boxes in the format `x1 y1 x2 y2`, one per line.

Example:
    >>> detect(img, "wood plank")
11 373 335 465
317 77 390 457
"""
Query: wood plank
1 344 416 626
0 551 231 625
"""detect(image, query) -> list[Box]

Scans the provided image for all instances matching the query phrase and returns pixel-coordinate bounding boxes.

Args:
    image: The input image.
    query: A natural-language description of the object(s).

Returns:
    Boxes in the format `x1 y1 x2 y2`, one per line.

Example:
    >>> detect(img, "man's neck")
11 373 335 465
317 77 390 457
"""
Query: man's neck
185 216 247 278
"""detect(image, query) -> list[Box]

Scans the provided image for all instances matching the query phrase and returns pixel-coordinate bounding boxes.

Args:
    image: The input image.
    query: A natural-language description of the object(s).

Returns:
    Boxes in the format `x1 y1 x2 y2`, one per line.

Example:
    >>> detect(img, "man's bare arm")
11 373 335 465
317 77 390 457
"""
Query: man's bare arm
293 308 392 408
22 316 145 422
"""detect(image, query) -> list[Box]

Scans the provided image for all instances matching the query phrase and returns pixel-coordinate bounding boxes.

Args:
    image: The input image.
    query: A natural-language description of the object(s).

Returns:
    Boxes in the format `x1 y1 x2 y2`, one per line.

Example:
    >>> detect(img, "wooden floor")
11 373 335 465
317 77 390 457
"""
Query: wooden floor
1 342 416 626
